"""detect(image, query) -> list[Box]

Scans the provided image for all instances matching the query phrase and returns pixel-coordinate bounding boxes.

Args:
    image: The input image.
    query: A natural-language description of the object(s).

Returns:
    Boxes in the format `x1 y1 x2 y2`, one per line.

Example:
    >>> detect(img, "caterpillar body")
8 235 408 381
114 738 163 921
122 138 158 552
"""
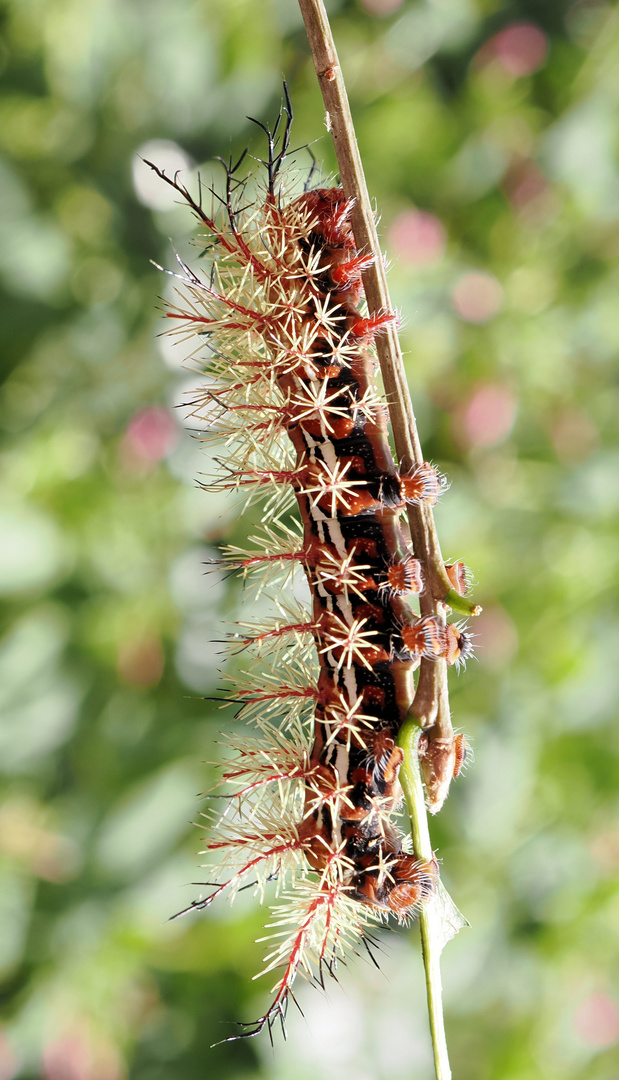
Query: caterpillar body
149 99 474 1039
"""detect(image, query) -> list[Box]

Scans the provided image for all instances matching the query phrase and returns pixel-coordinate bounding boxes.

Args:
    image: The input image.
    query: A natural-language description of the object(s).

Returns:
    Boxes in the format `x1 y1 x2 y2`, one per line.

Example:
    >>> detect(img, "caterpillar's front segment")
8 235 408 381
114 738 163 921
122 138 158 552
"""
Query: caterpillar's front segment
150 102 475 1039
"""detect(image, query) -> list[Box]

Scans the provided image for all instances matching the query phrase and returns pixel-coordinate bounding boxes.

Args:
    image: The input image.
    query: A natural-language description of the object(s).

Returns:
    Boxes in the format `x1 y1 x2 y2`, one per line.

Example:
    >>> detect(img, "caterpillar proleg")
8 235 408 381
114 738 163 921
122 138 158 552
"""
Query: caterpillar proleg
149 89 476 1041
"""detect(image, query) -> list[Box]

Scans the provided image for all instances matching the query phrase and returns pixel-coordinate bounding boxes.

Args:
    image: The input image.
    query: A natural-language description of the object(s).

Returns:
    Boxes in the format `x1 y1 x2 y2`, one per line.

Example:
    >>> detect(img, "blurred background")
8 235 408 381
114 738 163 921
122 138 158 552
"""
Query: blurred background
1 0 619 1077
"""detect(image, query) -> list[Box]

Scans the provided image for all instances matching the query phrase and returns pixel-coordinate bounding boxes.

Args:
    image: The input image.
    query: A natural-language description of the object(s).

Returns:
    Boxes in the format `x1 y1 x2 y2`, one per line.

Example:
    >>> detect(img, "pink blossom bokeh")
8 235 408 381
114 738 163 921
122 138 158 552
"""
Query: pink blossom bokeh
452 272 504 324
476 22 548 78
389 209 447 266
574 993 619 1049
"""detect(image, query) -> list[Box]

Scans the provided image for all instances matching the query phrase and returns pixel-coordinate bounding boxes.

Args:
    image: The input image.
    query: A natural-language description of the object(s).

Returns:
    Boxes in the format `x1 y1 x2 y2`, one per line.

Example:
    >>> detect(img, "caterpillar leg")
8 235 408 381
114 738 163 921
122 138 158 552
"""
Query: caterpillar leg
418 731 469 813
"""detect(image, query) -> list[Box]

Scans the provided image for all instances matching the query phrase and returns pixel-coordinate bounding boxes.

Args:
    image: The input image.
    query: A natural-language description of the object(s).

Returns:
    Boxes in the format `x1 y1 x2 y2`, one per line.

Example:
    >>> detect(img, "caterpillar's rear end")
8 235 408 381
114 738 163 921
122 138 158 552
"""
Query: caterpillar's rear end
149 102 473 1039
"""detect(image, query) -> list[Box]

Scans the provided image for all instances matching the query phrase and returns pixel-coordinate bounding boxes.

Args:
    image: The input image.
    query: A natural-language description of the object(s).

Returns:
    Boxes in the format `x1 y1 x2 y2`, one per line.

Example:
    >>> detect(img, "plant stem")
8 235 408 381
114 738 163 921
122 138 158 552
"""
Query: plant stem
297 0 479 741
298 2 454 1076
398 719 452 1080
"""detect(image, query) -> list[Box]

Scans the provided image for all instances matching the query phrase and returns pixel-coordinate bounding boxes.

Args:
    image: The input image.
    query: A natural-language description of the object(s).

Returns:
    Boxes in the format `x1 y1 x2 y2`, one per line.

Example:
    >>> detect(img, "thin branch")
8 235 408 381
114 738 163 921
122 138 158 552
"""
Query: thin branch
297 0 478 739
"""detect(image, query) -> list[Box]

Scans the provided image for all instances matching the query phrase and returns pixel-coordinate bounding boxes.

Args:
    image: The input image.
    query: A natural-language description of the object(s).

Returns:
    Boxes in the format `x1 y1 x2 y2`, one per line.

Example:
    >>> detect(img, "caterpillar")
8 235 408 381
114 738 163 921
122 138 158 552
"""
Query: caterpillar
148 90 475 1040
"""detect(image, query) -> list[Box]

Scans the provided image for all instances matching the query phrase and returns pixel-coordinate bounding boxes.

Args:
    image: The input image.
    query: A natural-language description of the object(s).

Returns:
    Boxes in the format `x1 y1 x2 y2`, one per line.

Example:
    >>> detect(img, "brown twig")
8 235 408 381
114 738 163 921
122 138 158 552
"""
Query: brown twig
297 2 474 1077
297 0 478 744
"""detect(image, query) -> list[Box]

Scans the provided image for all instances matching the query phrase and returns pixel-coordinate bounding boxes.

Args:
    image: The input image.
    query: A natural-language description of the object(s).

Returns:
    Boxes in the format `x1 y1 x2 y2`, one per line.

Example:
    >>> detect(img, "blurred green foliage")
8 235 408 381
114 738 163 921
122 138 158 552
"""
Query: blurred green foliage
1 0 618 1078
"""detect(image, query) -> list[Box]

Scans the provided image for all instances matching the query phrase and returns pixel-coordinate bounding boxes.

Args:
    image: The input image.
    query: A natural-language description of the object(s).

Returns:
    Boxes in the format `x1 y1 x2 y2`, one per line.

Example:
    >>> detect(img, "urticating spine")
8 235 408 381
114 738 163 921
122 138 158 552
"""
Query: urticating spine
150 134 472 1037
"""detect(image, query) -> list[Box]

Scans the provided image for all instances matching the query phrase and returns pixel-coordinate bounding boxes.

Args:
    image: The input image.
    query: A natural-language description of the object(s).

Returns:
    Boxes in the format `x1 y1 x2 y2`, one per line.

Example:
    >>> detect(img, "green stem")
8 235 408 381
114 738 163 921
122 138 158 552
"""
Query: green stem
397 719 452 1080
444 588 483 618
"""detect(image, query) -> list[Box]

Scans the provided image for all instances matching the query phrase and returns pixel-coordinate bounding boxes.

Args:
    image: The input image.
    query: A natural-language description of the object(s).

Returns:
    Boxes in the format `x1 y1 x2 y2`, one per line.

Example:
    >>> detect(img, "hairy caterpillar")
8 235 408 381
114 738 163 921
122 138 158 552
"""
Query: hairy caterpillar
149 91 475 1040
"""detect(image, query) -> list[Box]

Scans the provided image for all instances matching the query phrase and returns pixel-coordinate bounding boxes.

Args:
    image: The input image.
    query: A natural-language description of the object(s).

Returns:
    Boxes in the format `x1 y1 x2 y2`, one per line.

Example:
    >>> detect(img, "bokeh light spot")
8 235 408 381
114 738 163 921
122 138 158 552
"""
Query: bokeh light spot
452 271 503 323
488 22 548 77
574 993 619 1048
71 257 124 306
463 384 517 448
472 606 518 669
551 407 599 464
0 798 80 883
503 160 550 212
55 186 113 244
132 141 193 211
360 0 405 13
507 266 557 315
122 406 178 471
42 1027 122 1080
590 828 619 874
0 1028 17 1080
389 209 446 266
117 637 164 688
0 508 68 595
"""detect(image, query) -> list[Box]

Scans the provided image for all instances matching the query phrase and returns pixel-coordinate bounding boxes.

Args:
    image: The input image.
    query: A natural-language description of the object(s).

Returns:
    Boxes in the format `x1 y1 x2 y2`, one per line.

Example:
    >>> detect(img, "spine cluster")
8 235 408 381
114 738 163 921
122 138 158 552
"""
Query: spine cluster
151 140 475 1038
